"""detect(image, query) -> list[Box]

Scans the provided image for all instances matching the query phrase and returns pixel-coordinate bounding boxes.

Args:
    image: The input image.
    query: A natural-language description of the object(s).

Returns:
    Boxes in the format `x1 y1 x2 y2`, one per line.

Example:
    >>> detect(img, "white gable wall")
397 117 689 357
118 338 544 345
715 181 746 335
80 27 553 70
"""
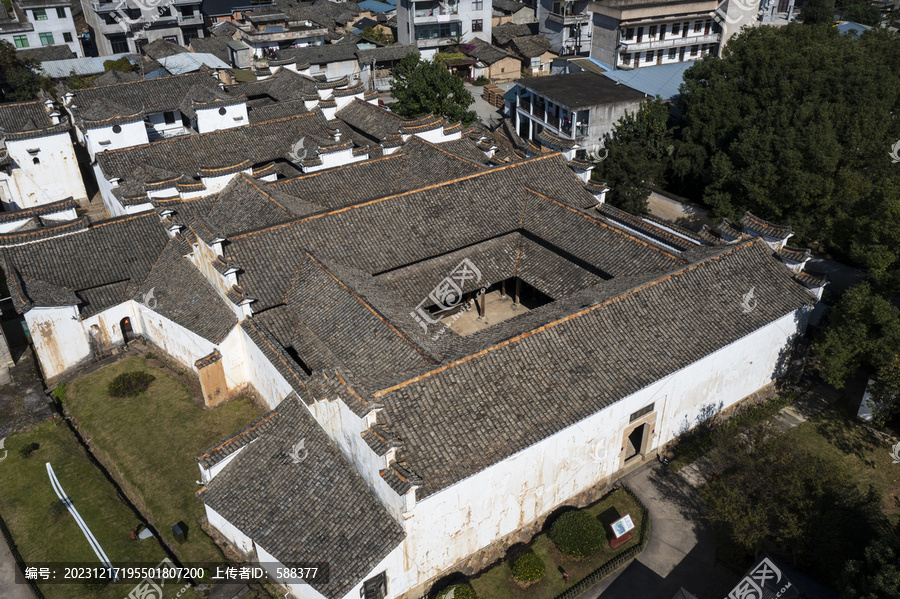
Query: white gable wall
1 133 87 209
84 120 148 158
195 103 250 133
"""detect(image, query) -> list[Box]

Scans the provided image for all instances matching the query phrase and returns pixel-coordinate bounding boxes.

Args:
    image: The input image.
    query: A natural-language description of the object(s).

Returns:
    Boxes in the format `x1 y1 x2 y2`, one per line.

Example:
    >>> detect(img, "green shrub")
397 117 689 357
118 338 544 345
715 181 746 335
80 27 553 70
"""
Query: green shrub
436 583 477 599
107 371 155 397
511 550 545 583
50 382 67 403
18 442 39 459
549 510 606 559
472 75 490 86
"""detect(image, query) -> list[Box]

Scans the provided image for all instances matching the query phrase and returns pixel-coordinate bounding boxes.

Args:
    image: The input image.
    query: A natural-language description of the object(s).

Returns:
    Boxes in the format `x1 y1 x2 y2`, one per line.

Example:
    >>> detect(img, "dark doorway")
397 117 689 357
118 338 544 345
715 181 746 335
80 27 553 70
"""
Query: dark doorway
120 317 134 343
624 424 646 461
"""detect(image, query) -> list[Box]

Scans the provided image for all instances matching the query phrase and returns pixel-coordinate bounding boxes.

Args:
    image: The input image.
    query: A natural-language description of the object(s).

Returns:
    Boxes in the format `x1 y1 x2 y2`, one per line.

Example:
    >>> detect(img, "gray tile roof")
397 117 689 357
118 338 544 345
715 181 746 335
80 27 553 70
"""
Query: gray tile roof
492 22 537 46
0 100 52 133
16 45 75 62
0 198 76 224
188 38 231 65
198 394 405 599
465 38 514 66
508 35 552 59
276 43 358 65
356 43 419 64
518 72 647 111
142 39 190 60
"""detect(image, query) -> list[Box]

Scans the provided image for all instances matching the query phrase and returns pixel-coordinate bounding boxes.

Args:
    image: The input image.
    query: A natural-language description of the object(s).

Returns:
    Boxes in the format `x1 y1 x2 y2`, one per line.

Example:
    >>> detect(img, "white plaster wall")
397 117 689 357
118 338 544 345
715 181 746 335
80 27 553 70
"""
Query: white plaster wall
307 149 365 171
42 207 79 222
256 543 329 599
334 92 364 111
0 217 34 233
200 169 251 194
85 120 148 158
3 133 87 209
196 102 250 133
205 504 256 556
25 305 91 380
94 163 127 218
308 398 406 521
147 111 188 136
201 444 248 483
379 308 809 595
237 325 295 411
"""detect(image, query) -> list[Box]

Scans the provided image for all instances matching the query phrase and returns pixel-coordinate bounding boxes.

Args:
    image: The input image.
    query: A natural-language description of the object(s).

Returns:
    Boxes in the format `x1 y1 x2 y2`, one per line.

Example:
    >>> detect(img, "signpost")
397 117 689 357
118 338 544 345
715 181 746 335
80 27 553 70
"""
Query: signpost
609 513 635 549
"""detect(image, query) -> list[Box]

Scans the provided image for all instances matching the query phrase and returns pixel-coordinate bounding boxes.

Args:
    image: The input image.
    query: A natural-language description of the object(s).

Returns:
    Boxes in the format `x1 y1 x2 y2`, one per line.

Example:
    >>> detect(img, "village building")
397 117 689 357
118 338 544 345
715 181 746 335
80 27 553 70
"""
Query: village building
508 71 646 158
507 33 556 75
458 38 521 83
0 140 824 599
232 7 328 57
80 0 205 56
60 69 249 159
396 0 492 58
0 0 82 58
492 0 536 25
0 100 87 211
357 44 419 91
537 0 592 56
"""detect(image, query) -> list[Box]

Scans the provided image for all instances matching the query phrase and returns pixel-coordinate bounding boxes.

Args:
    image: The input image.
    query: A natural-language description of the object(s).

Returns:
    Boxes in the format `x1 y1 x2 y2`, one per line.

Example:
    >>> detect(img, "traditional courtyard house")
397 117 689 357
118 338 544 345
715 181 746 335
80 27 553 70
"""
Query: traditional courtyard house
537 0 592 56
396 0 492 59
492 0 536 25
589 0 722 69
0 0 81 58
462 37 521 83
274 43 363 82
509 71 646 157
81 0 205 56
1 142 824 599
61 69 250 158
334 98 464 147
0 100 87 211
507 33 555 75
491 20 537 46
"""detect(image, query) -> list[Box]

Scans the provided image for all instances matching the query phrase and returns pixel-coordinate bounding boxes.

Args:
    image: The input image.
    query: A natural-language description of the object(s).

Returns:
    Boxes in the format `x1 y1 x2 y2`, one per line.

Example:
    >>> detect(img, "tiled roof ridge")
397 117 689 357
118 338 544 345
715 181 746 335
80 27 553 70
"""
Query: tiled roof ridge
78 68 211 92
267 153 401 187
100 113 321 156
413 136 485 170
196 410 280 466
741 211 793 238
597 203 695 252
0 216 89 248
524 187 686 263
0 197 76 223
373 238 787 398
302 252 439 365
230 153 564 241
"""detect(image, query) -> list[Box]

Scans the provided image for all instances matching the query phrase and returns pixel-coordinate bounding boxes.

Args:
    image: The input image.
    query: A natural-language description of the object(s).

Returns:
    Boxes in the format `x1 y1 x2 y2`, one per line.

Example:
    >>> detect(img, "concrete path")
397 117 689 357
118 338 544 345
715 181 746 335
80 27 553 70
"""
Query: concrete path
579 463 731 599
0 533 35 599
465 82 506 127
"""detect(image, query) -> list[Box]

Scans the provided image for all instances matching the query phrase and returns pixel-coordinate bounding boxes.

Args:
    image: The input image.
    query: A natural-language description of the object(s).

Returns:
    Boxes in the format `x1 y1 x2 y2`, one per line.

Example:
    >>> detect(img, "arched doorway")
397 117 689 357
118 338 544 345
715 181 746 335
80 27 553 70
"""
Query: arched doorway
120 317 134 343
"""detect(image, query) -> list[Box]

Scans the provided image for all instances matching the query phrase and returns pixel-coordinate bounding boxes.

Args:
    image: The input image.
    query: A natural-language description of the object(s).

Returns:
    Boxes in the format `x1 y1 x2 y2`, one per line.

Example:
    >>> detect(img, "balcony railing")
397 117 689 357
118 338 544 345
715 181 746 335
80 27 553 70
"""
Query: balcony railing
547 113 559 129
620 32 720 52
414 7 458 18
547 11 590 26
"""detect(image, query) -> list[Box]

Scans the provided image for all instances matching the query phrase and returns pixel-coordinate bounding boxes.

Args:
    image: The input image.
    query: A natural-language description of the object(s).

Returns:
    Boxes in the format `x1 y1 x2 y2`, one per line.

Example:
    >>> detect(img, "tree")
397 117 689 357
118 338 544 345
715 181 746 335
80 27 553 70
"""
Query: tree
592 97 673 214
0 40 51 101
840 3 882 26
391 53 477 125
103 57 134 73
800 0 835 24
362 26 394 45
702 427 885 585
843 531 900 599
864 355 900 427
814 283 900 389
66 70 97 90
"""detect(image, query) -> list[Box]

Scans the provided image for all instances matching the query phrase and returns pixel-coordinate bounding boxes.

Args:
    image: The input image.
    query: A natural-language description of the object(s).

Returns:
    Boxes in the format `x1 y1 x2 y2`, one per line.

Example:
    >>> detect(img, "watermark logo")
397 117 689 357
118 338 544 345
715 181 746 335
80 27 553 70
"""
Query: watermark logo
288 438 308 463
591 439 607 463
0 136 7 162
410 258 484 339
586 146 608 162
287 136 309 163
141 287 157 310
0 437 6 464
889 140 900 164
890 441 900 464
740 287 758 314
728 557 782 599
719 0 762 24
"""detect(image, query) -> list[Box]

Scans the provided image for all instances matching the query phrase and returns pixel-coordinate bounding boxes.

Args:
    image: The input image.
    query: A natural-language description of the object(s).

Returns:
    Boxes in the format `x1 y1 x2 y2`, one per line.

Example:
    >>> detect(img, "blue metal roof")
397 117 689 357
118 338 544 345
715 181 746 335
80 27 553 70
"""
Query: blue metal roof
358 0 395 13
39 54 135 78
601 61 694 100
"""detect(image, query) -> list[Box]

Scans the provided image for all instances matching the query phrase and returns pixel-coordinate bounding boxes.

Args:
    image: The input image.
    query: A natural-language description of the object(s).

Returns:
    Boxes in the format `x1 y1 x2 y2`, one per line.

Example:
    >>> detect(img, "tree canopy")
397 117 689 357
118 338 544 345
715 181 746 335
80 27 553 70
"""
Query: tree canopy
390 53 477 126
0 40 51 101
842 530 900 599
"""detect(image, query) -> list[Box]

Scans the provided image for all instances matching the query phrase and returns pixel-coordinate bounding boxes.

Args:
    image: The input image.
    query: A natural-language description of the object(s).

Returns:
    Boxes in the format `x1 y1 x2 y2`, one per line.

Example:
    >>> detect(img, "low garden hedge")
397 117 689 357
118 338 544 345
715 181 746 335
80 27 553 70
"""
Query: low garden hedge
107 371 155 397
436 583 477 599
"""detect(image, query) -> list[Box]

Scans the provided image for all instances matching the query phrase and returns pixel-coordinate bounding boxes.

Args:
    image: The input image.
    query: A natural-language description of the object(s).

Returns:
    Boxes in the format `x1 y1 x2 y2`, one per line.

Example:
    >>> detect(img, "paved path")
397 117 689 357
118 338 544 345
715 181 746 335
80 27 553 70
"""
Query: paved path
465 82 507 127
0 537 34 599
579 463 733 599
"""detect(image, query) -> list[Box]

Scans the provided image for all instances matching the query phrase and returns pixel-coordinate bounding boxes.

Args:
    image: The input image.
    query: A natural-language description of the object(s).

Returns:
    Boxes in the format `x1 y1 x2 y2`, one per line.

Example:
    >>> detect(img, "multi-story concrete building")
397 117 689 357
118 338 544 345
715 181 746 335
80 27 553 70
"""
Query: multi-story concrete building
589 0 723 69
231 7 327 57
80 0 205 56
537 0 592 56
396 0 492 58
0 0 82 57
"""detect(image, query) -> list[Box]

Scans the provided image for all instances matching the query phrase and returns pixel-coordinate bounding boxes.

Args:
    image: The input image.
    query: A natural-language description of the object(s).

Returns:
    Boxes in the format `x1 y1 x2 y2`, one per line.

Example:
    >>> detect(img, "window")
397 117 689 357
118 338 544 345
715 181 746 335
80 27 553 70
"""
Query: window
690 45 698 56
13 35 28 48
362 572 388 599
159 6 171 16
56 7 66 18
694 20 702 33
163 111 176 125
218 107 227 115
472 19 483 32
668 47 676 60
63 32 73 43
39 32 54 45
704 19 711 34
645 51 653 62
671 22 679 35
622 53 630 65
473 0 482 9
630 403 654 423
112 124 122 134
660 24 666 39
32 157 40 165
624 27 633 40
181 6 193 16
33 8 47 19
649 25 656 38
109 34 129 53
414 21 461 40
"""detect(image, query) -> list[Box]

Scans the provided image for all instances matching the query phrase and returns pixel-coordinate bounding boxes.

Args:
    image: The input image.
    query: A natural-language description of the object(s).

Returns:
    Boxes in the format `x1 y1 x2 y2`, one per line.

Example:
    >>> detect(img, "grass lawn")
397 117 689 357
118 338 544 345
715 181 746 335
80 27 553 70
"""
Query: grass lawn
786 396 900 527
470 489 645 599
0 420 177 599
64 355 265 564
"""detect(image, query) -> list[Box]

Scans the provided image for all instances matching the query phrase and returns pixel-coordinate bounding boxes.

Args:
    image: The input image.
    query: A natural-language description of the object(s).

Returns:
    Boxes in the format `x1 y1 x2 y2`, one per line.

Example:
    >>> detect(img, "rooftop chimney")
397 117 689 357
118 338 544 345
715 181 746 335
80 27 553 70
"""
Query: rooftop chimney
333 128 341 142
